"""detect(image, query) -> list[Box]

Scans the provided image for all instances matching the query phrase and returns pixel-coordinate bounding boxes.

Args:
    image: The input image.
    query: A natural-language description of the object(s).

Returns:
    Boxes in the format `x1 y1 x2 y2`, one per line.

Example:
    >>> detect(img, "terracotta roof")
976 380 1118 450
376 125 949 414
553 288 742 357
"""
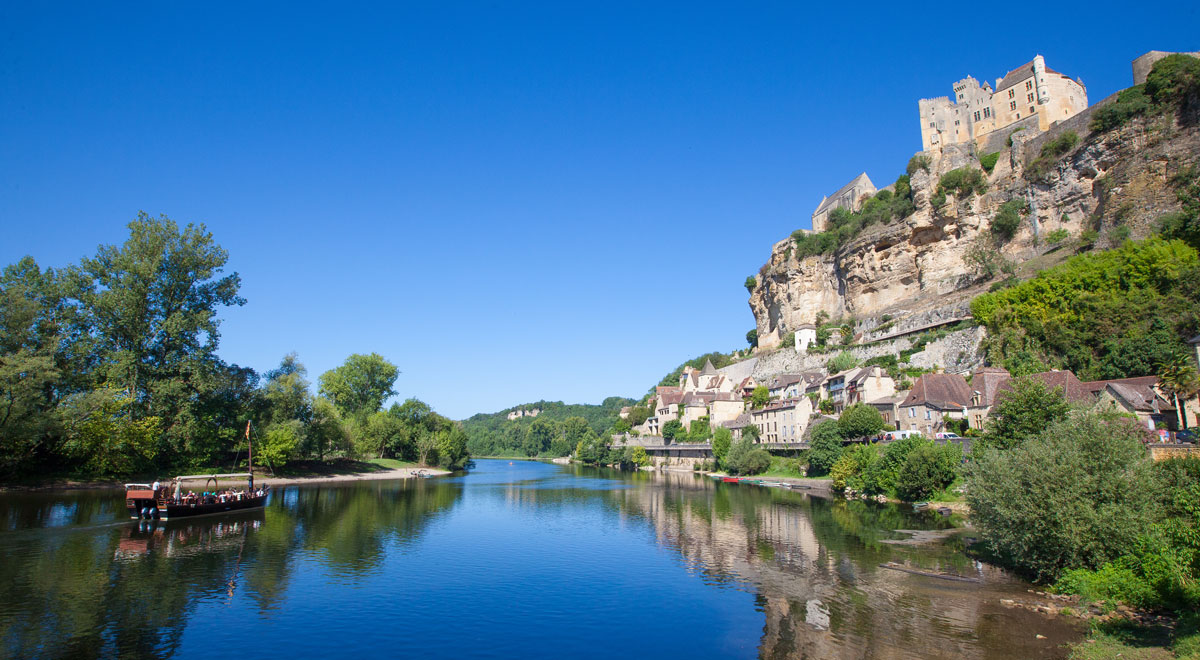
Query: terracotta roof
994 370 1091 404
656 386 681 396
770 374 806 389
995 59 1061 92
659 391 684 406
971 366 1012 407
901 373 973 409
1080 375 1160 397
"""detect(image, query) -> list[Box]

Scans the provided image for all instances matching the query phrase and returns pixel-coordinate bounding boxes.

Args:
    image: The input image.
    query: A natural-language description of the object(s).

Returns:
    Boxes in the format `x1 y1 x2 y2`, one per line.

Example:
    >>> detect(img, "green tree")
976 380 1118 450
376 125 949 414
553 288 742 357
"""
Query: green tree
725 436 770 475
318 352 399 421
661 419 683 442
434 427 470 469
711 427 732 469
630 446 650 467
59 388 161 476
896 443 960 501
837 403 886 440
750 385 771 409
523 417 555 456
306 397 348 461
980 377 1072 450
826 351 859 373
967 411 1158 582
256 423 299 474
746 329 758 348
807 420 843 476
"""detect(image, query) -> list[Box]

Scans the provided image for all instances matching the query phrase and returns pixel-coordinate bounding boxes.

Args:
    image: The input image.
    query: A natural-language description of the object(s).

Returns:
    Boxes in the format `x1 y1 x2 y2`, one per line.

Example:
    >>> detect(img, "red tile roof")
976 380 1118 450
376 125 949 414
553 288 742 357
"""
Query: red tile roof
901 373 972 409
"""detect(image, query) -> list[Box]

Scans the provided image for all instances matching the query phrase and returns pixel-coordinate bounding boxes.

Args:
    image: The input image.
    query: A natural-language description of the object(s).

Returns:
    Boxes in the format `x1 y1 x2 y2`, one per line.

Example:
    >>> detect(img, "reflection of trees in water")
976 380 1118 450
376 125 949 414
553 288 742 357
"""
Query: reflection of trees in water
605 472 1079 660
0 480 463 659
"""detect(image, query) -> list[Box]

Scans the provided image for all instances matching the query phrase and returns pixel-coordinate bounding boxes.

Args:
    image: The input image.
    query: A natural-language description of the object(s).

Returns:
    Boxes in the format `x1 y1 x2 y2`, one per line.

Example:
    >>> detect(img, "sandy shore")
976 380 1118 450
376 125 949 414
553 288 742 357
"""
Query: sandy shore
1 466 450 493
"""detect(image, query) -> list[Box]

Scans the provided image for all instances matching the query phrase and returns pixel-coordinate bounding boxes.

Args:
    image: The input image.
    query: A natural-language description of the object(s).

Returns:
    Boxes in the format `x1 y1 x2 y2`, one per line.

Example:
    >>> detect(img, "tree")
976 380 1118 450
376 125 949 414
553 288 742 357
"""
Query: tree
725 436 770 475
896 443 960 501
523 418 555 456
750 386 771 409
826 351 859 373
980 377 1072 450
318 353 399 421
262 353 313 427
746 329 758 348
256 423 299 474
1159 360 1200 429
417 432 439 466
434 427 470 469
807 420 843 476
967 411 1159 582
711 427 732 469
661 419 683 442
306 397 348 461
359 410 402 458
59 388 160 476
837 403 886 440
629 446 650 467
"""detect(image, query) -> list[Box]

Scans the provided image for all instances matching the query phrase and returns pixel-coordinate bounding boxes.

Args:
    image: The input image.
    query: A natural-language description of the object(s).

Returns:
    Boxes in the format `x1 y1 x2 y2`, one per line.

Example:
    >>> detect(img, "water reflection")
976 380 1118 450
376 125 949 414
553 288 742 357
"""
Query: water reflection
602 470 1079 659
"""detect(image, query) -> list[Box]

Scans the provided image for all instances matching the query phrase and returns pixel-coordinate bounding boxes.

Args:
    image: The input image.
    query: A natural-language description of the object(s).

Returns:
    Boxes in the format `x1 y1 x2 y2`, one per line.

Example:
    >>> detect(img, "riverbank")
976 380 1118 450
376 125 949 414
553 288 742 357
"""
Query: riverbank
0 458 450 493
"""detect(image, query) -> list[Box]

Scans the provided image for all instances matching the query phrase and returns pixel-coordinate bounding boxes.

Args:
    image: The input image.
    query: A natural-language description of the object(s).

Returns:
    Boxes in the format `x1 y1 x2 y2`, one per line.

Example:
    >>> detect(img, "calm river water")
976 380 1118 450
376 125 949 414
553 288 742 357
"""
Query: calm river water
1 459 1083 659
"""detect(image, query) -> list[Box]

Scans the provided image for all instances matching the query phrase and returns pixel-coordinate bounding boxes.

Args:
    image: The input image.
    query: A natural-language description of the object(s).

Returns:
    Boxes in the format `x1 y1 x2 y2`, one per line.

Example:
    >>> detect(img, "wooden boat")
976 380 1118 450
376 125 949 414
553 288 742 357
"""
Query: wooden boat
721 476 740 483
126 473 268 520
913 502 931 510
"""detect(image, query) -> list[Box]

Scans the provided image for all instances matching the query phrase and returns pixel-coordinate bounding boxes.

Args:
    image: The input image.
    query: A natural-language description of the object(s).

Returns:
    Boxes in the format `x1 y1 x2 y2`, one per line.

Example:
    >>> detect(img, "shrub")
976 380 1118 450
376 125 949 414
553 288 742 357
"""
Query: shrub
896 443 960 501
780 331 796 348
629 445 650 467
806 420 843 476
966 410 1160 582
725 436 770 475
907 154 932 176
1056 564 1159 609
711 427 732 468
978 377 1072 450
744 276 757 292
979 151 1000 173
1045 228 1070 244
937 167 988 201
837 403 885 440
830 444 883 494
1090 85 1152 133
825 351 859 373
991 199 1027 240
745 329 758 348
793 172 917 258
818 398 835 414
1144 53 1200 107
661 419 683 442
1026 131 1080 182
1006 127 1026 148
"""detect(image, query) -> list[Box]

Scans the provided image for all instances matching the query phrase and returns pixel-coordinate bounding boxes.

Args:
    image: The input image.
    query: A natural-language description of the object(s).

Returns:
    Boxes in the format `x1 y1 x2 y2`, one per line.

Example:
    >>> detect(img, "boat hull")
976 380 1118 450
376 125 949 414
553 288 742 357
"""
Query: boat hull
128 494 267 520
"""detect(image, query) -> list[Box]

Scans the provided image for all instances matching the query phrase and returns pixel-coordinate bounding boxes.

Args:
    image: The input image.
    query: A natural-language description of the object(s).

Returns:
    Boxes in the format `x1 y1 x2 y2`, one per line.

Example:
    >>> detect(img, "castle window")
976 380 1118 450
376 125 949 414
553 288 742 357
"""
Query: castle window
1026 80 1033 90
974 111 980 121
1029 106 1035 114
1010 101 1017 111
954 120 960 126
984 107 991 118
929 122 935 128
1008 89 1015 99
1027 92 1034 103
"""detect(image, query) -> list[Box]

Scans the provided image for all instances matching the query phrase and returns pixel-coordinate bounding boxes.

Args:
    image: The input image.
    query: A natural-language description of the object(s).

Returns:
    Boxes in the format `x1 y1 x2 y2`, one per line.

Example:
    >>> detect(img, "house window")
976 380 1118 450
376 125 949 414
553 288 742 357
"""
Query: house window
1027 93 1034 103
1008 89 1015 99
974 111 980 121
908 408 916 418
984 107 991 118
1010 101 1017 111
924 410 932 420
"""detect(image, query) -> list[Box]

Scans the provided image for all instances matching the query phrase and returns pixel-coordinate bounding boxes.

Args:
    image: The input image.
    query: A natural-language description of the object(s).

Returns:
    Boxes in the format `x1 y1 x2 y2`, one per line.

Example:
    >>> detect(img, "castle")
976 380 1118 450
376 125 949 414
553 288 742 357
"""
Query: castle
917 55 1087 152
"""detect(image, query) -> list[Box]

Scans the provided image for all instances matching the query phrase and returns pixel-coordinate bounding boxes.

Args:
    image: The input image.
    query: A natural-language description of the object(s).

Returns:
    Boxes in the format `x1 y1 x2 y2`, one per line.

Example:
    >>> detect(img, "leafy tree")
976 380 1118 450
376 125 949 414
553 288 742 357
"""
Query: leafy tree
629 446 650 467
306 397 348 461
896 443 960 501
59 388 160 476
830 443 883 494
744 276 757 293
807 420 843 476
967 411 1159 582
837 403 885 440
318 353 399 421
687 418 711 442
711 427 732 468
256 423 299 474
661 419 683 442
549 436 571 457
724 436 770 475
979 377 1072 450
750 385 771 409
359 410 402 458
746 329 758 348
625 406 651 427
417 432 440 466
818 398 835 415
434 427 470 469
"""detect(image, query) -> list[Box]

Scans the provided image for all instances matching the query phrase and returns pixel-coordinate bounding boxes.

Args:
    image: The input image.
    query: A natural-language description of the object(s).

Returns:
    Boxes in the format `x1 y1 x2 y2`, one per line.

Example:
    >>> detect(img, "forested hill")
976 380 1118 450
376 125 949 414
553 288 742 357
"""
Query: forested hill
461 397 635 457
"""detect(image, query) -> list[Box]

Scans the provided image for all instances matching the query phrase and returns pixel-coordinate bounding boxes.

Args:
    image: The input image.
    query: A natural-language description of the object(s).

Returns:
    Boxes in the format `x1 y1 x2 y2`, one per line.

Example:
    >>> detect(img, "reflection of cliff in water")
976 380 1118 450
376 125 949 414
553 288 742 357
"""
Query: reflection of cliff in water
0 479 463 660
606 471 1079 660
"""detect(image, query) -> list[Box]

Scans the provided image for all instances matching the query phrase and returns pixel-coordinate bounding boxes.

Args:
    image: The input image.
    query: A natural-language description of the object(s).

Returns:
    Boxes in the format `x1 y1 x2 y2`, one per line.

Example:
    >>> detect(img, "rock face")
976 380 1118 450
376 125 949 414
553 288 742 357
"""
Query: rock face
749 101 1200 350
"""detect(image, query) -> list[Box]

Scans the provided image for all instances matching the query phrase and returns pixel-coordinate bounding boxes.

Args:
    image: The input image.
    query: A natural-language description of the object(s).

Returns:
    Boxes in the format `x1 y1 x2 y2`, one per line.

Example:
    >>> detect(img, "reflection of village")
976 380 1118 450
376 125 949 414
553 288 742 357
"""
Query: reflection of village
608 470 1077 659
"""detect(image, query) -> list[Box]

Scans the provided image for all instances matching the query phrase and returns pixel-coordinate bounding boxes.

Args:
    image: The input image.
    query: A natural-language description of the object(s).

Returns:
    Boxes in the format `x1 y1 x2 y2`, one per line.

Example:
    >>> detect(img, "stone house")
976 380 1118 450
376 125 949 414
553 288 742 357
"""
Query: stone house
751 397 814 444
795 325 818 354
811 173 876 233
898 374 973 436
722 413 753 441
708 392 747 427
1082 376 1177 431
918 55 1087 152
868 395 907 431
680 360 736 395
825 366 896 412
679 392 713 429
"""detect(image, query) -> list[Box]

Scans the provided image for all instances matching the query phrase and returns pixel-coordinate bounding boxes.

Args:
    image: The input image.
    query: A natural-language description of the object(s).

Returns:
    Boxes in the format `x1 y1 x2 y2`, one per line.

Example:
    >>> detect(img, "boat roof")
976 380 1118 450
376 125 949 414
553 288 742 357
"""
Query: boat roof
172 472 254 481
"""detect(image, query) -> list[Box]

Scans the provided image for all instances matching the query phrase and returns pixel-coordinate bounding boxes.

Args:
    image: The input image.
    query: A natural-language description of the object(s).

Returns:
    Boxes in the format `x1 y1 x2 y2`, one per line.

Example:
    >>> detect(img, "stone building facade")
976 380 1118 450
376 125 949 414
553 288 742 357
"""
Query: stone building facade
810 173 876 233
918 55 1087 152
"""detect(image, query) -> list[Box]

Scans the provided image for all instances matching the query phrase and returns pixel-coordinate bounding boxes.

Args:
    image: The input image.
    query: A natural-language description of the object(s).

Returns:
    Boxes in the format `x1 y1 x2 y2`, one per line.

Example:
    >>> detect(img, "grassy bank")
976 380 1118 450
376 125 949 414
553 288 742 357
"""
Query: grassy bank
1068 616 1200 659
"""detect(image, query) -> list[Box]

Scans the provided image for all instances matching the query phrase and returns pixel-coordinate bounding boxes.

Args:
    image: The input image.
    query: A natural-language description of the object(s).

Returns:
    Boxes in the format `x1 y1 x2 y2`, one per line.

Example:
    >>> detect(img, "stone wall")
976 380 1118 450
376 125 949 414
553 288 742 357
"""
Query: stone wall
976 114 1040 156
1148 444 1200 461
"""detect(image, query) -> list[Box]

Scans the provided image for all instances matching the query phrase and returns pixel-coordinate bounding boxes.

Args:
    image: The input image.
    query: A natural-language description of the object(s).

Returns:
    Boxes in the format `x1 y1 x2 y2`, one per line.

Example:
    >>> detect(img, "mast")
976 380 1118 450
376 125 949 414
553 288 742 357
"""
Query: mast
246 420 253 490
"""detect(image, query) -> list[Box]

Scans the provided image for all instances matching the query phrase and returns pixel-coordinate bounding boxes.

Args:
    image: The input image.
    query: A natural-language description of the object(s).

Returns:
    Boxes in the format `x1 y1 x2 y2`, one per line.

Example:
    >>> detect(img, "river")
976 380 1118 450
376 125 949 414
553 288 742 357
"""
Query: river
0 459 1083 659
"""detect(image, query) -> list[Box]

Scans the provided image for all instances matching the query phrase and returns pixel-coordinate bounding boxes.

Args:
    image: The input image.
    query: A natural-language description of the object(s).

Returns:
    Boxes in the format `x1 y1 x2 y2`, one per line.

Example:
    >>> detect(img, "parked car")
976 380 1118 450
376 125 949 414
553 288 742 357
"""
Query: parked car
881 430 922 442
1175 429 1197 443
934 432 962 440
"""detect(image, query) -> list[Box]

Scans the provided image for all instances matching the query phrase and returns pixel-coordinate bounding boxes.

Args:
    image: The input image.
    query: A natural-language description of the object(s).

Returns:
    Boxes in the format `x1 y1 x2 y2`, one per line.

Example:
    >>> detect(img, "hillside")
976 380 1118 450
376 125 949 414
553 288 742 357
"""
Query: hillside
461 397 636 456
746 54 1200 377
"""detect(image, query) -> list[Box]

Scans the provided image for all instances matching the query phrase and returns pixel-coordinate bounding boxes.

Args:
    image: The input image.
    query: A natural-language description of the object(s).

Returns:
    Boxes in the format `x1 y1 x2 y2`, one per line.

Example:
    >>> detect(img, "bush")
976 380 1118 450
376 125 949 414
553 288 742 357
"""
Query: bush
895 443 960 501
1026 131 1080 182
966 410 1160 582
825 350 859 373
629 445 650 467
1045 228 1070 244
936 167 988 201
830 443 883 494
978 377 1072 450
744 276 757 292
793 172 917 258
661 419 683 442
806 420 843 476
780 331 796 348
725 436 770 475
991 199 1027 240
907 154 931 176
837 403 885 440
1056 564 1159 609
1144 53 1200 107
711 427 732 468
979 151 1000 173
1090 85 1152 133
745 329 758 348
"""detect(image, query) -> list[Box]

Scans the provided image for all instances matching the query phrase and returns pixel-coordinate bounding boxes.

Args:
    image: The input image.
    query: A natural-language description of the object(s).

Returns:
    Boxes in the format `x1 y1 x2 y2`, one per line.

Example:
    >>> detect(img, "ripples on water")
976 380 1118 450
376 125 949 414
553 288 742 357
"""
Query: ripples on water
0 459 1082 659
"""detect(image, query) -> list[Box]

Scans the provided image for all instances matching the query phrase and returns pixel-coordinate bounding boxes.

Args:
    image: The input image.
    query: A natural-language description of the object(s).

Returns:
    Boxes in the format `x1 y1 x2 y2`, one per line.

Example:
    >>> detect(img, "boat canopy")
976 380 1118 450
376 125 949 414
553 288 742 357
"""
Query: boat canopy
173 473 254 481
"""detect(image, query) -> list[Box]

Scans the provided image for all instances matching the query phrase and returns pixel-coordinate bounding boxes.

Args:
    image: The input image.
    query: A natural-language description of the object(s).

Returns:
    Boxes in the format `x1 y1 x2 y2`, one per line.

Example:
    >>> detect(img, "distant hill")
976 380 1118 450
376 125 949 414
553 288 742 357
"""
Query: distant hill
461 397 636 456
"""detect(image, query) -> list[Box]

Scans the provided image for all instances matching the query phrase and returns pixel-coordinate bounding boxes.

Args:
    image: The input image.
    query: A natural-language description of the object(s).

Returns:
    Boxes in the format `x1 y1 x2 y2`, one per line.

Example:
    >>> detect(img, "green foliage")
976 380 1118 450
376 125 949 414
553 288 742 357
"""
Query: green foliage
979 377 1073 450
724 436 770 475
1144 53 1200 107
686 418 712 443
1026 131 1080 182
971 237 1200 381
780 331 795 348
661 419 683 442
462 397 633 457
818 398 835 414
966 410 1159 582
60 388 161 476
896 442 960 501
979 151 1000 174
1090 85 1152 133
1045 228 1070 245
793 174 916 258
318 353 399 422
745 328 758 348
806 420 843 476
257 424 300 473
1006 127 1025 148
750 385 771 410
629 445 650 467
837 403 885 440
744 276 757 292
906 154 931 176
991 199 1028 240
711 427 732 468
1157 166 1200 251
935 167 988 205
825 350 859 373
830 444 883 494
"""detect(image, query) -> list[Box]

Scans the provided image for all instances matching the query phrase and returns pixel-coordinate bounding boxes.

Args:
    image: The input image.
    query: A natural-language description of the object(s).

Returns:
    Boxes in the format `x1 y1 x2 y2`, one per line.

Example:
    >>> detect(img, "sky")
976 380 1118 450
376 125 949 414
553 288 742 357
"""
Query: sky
2 2 1196 419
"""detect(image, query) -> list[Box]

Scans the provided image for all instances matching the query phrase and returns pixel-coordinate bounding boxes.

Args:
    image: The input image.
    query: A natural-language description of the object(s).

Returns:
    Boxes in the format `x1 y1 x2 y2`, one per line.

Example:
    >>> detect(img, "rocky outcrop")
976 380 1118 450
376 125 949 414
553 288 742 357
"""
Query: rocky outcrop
749 101 1200 350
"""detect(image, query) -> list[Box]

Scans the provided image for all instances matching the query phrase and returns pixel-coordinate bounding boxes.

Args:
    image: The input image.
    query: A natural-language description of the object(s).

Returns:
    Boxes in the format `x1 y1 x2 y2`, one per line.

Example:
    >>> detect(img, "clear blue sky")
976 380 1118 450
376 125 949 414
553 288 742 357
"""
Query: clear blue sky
2 2 1195 419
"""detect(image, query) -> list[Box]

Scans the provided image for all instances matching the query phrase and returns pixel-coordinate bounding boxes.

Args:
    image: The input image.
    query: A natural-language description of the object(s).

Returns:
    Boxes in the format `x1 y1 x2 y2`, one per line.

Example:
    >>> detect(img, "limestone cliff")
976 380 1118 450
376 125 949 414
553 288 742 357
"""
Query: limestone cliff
749 98 1200 350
